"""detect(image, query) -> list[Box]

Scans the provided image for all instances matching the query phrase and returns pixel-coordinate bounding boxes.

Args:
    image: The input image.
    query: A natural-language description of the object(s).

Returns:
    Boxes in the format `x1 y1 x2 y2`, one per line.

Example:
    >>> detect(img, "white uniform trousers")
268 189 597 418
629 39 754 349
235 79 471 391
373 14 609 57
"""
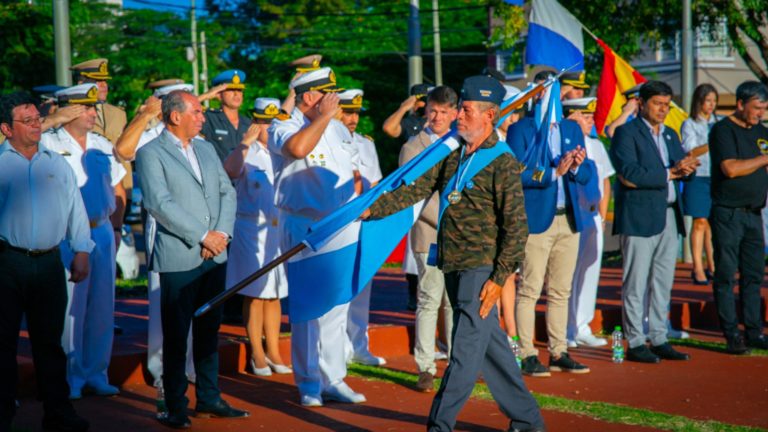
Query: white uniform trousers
61 222 115 391
345 281 373 360
144 215 195 388
291 302 350 397
567 214 604 341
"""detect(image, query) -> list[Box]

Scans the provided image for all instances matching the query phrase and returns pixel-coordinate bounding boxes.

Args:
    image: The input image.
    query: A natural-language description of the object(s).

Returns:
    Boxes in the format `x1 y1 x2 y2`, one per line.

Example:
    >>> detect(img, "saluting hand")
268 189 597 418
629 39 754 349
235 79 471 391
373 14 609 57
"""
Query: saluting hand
242 123 261 146
139 96 162 119
48 104 87 126
70 252 90 283
479 279 502 319
317 93 340 118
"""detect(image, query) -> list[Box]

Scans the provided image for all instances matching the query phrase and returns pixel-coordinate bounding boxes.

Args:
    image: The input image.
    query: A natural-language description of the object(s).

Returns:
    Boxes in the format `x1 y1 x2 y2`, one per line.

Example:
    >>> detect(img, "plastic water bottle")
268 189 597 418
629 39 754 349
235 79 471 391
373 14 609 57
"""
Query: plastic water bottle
509 336 523 368
612 326 624 364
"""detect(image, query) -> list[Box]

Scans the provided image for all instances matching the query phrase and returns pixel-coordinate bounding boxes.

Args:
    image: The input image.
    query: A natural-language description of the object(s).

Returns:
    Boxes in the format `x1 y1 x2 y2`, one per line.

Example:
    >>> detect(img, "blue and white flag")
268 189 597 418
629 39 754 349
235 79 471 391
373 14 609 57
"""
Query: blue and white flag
519 79 563 179
286 133 460 322
286 82 546 323
525 0 584 71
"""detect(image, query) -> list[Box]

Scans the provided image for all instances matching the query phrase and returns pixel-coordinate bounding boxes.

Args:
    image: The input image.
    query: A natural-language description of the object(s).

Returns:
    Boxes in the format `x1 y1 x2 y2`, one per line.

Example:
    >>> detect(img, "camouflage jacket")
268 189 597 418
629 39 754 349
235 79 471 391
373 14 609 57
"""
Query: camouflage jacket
368 131 528 286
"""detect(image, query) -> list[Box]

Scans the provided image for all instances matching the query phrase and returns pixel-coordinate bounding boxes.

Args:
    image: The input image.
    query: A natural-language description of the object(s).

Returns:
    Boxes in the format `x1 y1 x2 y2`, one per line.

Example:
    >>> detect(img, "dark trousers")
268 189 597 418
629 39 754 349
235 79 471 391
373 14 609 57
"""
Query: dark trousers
159 260 225 415
0 246 70 428
428 266 543 432
710 206 766 341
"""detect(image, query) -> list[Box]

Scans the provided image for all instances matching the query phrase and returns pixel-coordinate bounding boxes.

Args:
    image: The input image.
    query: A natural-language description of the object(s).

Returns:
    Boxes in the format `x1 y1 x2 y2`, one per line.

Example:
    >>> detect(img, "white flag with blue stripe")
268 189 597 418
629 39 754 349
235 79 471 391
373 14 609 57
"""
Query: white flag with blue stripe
525 0 584 71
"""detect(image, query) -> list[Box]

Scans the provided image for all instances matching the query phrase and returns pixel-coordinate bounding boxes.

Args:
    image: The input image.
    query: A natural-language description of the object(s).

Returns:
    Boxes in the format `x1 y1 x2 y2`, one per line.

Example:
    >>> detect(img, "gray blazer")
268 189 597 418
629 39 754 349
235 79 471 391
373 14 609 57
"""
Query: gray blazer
136 130 236 272
399 131 439 254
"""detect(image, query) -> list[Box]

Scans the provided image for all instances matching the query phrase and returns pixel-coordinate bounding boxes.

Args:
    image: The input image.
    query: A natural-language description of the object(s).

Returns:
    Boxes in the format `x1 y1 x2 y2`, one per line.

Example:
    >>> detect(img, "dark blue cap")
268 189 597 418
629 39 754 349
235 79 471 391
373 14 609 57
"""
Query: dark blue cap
460 75 505 106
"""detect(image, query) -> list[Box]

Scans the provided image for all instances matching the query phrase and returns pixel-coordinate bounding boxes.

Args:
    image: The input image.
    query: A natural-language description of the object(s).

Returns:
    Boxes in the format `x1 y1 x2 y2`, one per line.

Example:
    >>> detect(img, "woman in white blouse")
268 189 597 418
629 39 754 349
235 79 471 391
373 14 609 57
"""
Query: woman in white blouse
681 84 719 285
223 98 291 376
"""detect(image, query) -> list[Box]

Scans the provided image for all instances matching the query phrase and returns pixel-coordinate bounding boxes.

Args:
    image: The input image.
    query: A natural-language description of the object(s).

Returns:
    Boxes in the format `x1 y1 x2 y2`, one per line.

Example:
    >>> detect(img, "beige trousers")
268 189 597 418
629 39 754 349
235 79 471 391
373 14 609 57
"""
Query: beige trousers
516 214 580 358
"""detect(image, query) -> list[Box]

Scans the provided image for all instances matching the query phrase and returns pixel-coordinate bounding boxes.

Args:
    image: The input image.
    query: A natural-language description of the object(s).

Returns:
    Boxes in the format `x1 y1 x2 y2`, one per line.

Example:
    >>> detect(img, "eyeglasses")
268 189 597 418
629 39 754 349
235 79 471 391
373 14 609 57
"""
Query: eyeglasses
12 116 43 126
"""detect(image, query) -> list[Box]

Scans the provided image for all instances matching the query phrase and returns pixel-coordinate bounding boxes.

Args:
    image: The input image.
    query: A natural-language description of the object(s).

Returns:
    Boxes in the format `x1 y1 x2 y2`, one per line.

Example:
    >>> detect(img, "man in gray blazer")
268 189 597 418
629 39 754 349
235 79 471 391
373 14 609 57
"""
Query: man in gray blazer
401 86 457 392
136 90 246 429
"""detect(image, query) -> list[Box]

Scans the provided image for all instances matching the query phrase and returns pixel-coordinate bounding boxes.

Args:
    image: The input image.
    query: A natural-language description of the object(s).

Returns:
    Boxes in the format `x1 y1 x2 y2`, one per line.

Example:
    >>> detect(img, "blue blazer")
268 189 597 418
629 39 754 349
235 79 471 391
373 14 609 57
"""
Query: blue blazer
506 117 596 234
609 117 690 237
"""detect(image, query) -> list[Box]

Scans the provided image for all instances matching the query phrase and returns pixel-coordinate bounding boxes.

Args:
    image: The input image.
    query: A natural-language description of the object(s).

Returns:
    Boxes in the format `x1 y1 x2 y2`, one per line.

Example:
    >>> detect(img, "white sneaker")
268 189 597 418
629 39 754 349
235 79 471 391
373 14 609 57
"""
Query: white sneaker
567 340 578 348
351 352 387 366
434 351 449 361
575 334 608 347
266 358 293 374
668 328 690 339
300 394 323 407
322 382 366 404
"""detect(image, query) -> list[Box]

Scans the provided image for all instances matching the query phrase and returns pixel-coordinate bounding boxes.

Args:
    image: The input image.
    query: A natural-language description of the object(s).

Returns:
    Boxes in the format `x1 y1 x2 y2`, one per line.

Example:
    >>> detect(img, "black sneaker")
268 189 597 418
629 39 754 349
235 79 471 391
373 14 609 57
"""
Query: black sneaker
549 352 590 374
520 355 550 377
746 335 768 350
725 335 750 355
626 345 660 363
650 343 690 360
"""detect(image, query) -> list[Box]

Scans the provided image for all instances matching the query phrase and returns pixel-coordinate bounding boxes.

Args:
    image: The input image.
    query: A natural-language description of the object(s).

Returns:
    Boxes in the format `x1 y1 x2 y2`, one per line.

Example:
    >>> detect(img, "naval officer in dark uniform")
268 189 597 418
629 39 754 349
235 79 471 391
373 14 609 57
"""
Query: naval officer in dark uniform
201 69 252 162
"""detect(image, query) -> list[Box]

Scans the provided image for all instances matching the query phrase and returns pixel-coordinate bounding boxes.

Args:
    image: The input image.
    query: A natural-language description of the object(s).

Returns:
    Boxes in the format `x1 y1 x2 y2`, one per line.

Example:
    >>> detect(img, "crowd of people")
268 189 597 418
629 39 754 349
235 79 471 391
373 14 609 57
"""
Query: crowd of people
1 53 767 432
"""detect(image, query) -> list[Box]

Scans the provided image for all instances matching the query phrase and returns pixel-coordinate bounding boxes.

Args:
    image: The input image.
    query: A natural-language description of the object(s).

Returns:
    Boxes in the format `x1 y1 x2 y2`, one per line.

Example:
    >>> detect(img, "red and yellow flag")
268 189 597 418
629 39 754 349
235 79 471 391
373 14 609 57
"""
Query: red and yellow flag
594 38 688 137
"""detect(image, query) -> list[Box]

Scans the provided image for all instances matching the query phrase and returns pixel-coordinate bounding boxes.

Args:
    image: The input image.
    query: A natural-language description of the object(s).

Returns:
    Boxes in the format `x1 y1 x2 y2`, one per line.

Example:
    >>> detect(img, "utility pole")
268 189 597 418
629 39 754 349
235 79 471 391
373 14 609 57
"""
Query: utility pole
53 0 72 86
407 0 423 91
681 0 694 112
200 31 209 107
190 0 199 94
432 0 443 85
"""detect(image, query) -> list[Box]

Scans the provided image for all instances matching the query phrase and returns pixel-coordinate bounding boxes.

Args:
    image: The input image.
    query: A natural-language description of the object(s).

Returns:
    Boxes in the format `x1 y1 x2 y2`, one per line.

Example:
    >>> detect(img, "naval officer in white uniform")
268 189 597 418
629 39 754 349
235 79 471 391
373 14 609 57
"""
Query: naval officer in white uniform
268 67 366 407
41 84 126 399
336 89 386 366
224 97 291 377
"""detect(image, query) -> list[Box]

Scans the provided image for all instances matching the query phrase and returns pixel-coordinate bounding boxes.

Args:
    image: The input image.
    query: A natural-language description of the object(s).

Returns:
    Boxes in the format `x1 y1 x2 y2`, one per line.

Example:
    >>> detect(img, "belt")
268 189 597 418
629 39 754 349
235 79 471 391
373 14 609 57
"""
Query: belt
554 208 568 216
666 202 676 208
0 240 59 257
734 207 761 215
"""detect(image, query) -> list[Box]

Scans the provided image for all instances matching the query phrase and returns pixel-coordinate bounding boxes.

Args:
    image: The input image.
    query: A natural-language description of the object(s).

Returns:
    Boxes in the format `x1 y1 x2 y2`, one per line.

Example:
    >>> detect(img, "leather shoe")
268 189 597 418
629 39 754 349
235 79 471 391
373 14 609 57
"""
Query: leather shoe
746 335 768 350
194 400 249 419
42 404 90 432
626 345 660 363
726 335 749 355
416 372 434 392
650 343 690 360
157 412 191 429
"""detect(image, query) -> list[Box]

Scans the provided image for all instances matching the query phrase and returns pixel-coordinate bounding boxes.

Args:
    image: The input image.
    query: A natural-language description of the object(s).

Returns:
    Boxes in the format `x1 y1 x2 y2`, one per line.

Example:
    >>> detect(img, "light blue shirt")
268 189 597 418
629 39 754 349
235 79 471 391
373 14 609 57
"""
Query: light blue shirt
0 140 94 252
641 118 676 203
165 129 203 183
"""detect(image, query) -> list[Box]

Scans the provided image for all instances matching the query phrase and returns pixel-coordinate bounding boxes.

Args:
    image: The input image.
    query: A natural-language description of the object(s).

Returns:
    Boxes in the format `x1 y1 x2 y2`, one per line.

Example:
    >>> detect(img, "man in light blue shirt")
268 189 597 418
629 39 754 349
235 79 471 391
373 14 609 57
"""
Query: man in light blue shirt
0 91 94 432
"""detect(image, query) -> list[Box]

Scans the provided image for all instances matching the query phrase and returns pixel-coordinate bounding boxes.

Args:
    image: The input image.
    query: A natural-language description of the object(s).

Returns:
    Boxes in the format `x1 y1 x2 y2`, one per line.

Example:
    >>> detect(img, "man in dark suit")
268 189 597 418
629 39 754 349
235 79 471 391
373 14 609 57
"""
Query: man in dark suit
136 90 247 428
507 75 596 378
610 80 699 363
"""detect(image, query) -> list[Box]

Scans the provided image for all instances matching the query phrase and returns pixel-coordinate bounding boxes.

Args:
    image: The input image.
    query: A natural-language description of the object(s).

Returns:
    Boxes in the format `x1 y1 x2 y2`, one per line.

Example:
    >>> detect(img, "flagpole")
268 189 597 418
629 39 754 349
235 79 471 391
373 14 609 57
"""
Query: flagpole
581 24 599 42
194 243 306 318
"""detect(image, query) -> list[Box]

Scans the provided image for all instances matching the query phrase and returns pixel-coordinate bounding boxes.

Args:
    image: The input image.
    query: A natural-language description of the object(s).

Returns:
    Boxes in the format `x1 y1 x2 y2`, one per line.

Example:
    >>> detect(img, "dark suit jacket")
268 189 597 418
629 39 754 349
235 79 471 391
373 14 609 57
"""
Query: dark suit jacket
507 117 596 234
609 117 691 237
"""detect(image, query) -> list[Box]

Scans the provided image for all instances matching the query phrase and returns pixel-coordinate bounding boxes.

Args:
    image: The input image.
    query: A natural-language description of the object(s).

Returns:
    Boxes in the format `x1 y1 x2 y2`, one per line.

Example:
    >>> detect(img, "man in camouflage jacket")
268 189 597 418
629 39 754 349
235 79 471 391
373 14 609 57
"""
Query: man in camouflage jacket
367 76 544 432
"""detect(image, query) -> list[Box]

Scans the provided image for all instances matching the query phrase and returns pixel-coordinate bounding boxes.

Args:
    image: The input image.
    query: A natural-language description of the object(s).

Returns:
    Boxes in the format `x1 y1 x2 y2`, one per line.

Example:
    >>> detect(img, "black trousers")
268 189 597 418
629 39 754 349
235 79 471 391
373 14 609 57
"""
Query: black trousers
0 245 71 427
159 260 225 415
710 206 766 341
428 266 543 432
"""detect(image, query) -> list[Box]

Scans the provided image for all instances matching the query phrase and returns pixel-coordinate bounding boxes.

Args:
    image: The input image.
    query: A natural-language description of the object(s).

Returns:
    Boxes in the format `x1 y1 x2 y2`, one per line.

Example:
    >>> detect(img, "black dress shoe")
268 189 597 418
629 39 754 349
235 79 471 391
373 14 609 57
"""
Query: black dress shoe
726 336 750 355
746 335 768 350
194 399 249 419
42 404 89 432
626 345 660 363
650 343 690 360
705 269 714 280
157 412 191 429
